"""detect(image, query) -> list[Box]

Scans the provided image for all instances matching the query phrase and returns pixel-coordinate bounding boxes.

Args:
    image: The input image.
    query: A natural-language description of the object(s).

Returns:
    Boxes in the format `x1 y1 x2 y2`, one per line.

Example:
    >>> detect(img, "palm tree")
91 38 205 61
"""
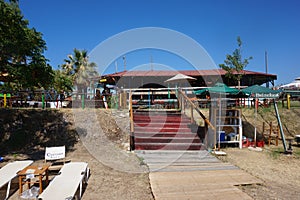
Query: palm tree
62 49 98 96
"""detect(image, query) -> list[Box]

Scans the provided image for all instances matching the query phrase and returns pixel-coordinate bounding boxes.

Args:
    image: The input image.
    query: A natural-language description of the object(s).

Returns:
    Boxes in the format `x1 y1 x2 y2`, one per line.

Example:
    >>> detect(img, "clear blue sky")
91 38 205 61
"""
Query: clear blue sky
19 0 300 85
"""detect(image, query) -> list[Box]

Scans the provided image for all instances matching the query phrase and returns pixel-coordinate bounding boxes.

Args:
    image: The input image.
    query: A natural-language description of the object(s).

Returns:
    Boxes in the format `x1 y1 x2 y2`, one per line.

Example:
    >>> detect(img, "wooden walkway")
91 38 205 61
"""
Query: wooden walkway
135 150 262 200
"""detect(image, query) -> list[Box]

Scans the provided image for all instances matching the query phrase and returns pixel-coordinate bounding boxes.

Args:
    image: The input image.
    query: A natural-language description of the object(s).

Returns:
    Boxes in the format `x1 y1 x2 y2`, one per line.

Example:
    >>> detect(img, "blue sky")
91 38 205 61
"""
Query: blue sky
19 0 300 85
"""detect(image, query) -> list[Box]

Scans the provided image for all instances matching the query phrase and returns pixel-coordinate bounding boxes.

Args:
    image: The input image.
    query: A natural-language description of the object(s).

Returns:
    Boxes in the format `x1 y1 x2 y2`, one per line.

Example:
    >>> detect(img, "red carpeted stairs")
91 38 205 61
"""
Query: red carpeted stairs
133 111 203 150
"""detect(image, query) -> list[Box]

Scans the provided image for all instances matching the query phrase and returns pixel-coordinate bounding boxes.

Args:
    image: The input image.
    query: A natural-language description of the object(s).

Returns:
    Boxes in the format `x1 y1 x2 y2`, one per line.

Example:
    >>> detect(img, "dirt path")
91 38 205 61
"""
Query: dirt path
64 109 154 200
218 146 300 200
68 140 153 200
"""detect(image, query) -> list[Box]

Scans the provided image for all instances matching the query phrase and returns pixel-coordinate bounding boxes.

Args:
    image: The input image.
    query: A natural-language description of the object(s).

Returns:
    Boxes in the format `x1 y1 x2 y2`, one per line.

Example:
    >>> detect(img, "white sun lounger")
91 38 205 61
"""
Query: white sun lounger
38 162 89 200
0 160 33 199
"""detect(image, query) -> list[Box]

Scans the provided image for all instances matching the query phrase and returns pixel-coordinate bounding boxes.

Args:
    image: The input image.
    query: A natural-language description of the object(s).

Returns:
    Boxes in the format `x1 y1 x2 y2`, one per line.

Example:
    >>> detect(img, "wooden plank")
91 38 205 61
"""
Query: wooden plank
138 150 261 199
150 170 261 200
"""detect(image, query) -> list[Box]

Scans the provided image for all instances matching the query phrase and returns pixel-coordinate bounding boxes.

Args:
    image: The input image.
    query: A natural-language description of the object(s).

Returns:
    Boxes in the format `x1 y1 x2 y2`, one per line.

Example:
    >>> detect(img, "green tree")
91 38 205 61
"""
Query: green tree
61 49 98 95
0 0 53 90
20 55 54 90
53 69 73 94
219 36 252 89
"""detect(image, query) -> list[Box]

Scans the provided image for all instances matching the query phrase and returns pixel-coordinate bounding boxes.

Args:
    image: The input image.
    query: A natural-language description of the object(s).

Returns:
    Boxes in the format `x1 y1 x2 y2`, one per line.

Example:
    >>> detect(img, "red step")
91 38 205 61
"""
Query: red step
134 143 203 150
133 117 190 123
134 127 191 133
134 122 189 128
135 137 201 143
134 132 197 138
132 111 202 151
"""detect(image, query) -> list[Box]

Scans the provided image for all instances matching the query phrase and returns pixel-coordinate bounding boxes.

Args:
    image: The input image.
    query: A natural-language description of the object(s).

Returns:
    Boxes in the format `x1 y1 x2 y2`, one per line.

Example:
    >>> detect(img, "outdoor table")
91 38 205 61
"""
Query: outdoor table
17 164 50 194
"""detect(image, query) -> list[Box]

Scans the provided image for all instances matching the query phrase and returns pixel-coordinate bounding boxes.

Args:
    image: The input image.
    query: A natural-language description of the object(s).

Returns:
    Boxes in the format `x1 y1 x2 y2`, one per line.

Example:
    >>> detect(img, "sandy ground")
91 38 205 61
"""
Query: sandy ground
66 109 154 200
3 142 300 200
67 140 154 200
1 108 300 199
0 109 154 200
218 146 300 200
0 139 153 200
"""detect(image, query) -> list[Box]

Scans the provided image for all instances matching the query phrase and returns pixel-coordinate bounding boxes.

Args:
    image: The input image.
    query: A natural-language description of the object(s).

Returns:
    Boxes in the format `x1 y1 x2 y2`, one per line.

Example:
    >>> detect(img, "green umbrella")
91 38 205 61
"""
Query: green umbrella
194 82 239 95
193 88 207 95
0 93 11 98
241 85 280 98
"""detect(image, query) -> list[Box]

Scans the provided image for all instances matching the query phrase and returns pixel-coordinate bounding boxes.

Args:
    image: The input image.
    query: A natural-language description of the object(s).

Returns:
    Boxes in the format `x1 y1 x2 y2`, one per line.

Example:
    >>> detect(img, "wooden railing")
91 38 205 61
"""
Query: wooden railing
129 91 135 150
128 89 216 150
178 90 215 131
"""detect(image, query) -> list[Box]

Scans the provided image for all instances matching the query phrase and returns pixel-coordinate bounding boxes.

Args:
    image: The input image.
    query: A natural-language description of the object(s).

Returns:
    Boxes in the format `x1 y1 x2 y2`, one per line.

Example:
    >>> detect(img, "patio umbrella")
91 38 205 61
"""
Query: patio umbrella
165 73 196 98
241 85 280 98
194 82 239 95
164 73 196 83
241 85 280 146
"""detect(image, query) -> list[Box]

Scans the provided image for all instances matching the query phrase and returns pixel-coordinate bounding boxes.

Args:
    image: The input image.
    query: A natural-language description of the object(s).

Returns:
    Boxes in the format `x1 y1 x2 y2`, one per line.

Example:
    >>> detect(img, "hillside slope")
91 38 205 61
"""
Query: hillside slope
1 106 299 155
242 106 300 141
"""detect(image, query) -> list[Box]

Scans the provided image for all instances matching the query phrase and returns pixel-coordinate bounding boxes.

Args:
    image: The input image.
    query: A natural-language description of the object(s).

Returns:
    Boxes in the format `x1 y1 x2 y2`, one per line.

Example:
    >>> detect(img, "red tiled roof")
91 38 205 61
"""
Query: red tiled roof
105 69 276 77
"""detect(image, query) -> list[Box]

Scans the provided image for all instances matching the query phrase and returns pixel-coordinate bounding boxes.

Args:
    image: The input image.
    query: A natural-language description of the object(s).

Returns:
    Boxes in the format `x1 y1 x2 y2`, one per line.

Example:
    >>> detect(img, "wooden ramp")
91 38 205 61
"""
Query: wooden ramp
136 150 262 200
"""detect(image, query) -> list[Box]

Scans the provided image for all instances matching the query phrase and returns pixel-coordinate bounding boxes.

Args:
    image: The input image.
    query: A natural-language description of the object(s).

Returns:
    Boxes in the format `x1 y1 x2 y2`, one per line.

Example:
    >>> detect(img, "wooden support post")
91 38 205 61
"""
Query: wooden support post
129 91 134 151
204 120 208 147
123 91 127 108
190 104 194 123
118 91 121 109
287 94 291 110
262 122 265 138
3 93 7 107
269 122 272 146
276 125 279 146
